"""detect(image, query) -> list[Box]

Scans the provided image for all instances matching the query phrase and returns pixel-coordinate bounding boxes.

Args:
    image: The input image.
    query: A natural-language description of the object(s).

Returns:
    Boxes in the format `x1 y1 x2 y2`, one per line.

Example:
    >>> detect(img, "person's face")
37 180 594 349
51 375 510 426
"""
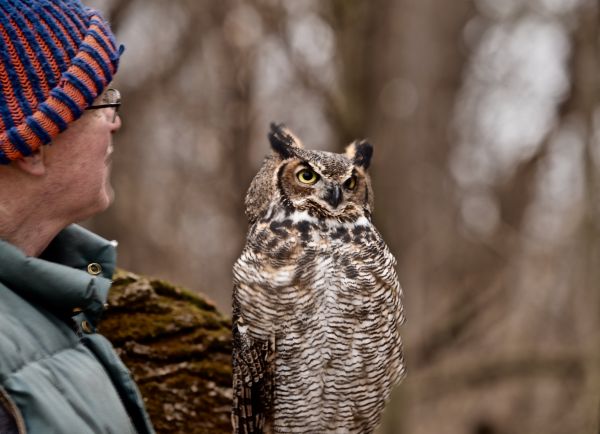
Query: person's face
43 88 122 222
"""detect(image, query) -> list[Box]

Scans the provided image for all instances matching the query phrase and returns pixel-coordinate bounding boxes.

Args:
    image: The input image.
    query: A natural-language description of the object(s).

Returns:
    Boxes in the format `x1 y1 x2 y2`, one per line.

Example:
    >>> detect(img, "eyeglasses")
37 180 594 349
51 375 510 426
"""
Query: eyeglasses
85 88 121 122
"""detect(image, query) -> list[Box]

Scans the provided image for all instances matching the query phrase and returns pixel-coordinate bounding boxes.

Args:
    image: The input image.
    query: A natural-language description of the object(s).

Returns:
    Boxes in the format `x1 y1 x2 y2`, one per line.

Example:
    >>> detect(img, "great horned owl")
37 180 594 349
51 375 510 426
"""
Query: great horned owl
232 123 405 434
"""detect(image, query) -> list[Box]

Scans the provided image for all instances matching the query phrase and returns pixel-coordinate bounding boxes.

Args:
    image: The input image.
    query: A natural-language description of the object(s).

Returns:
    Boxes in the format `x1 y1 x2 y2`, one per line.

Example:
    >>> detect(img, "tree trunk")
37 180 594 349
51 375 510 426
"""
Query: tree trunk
99 270 233 434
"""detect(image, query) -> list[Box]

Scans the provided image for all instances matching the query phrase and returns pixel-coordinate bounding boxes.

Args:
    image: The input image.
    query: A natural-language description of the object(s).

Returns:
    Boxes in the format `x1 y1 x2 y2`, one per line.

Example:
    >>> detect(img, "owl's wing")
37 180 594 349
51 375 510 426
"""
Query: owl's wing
232 303 274 434
369 227 405 325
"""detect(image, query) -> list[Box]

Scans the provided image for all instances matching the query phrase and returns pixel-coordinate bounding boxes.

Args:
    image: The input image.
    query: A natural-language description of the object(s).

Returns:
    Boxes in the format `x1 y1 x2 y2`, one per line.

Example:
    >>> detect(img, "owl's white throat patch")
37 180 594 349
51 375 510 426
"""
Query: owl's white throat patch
274 209 369 229
289 210 319 224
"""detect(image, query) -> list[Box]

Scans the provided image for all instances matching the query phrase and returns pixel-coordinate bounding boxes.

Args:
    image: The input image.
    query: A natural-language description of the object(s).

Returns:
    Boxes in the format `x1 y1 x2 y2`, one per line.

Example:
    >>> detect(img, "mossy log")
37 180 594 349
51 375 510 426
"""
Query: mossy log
98 270 233 434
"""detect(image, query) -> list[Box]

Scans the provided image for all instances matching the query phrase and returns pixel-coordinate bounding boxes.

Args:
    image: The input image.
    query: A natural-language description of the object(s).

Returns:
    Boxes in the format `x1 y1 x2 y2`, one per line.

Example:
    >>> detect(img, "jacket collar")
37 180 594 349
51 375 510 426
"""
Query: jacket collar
0 225 116 322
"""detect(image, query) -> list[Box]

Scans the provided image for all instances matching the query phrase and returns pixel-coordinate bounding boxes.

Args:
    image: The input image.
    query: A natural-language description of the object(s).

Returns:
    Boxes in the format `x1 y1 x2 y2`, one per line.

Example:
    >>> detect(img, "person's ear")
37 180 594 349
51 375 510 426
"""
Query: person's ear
15 148 46 176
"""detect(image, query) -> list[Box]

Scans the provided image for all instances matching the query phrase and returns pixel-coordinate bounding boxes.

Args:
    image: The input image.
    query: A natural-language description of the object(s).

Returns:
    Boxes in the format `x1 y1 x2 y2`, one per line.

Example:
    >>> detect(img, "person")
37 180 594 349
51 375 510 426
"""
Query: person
0 0 154 432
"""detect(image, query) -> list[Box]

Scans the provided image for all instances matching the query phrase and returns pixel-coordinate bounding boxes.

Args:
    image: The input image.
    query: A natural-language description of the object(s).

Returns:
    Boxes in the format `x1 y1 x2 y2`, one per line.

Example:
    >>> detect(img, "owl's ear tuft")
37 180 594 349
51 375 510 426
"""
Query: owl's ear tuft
269 123 304 158
345 140 373 169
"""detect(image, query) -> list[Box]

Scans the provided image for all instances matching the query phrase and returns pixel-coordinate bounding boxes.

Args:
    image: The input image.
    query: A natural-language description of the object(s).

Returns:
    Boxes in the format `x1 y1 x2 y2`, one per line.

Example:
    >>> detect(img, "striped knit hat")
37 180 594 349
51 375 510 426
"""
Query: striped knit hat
0 0 123 164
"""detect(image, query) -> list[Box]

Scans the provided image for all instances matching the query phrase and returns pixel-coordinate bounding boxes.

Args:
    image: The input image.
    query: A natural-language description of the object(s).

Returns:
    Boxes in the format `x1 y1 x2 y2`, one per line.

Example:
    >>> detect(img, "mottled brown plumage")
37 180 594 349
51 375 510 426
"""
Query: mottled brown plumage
232 123 405 433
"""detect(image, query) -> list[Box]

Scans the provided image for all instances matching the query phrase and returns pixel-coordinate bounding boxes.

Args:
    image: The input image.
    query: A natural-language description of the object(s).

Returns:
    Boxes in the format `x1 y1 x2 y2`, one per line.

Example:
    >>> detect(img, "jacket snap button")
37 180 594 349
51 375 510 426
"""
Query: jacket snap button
81 320 93 334
87 263 102 275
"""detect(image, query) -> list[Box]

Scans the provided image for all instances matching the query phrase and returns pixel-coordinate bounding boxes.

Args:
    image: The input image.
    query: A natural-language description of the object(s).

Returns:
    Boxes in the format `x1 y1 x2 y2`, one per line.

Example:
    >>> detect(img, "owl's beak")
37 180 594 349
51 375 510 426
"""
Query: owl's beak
324 184 343 208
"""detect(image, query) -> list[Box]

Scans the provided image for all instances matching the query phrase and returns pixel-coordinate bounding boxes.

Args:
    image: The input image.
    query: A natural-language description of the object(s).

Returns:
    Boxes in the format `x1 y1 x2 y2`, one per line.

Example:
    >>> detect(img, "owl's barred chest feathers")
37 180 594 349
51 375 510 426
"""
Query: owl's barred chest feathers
232 123 404 434
235 207 397 325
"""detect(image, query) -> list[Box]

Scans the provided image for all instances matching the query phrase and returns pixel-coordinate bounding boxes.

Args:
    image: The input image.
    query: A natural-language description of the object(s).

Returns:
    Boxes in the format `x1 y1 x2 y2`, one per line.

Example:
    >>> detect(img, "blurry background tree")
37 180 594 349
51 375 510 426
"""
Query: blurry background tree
86 0 600 432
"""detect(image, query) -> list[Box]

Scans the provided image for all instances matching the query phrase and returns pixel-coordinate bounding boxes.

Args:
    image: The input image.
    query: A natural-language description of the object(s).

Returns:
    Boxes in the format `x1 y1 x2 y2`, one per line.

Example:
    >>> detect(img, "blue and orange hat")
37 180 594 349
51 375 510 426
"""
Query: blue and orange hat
0 0 123 164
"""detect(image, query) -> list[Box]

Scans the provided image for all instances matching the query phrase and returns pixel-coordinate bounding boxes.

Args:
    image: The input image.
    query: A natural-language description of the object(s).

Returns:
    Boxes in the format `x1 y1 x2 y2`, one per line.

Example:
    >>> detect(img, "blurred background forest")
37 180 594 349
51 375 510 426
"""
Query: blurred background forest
85 0 600 433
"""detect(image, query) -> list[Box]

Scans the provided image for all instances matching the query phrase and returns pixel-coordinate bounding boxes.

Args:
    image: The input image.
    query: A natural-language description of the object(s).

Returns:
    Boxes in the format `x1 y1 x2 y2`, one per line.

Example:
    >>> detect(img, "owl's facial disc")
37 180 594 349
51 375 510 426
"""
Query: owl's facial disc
277 161 366 217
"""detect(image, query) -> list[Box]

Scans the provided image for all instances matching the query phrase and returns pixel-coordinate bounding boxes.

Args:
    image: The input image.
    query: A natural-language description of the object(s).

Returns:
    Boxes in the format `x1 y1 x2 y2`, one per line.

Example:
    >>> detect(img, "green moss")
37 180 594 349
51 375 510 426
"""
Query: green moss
100 269 233 434
151 278 219 313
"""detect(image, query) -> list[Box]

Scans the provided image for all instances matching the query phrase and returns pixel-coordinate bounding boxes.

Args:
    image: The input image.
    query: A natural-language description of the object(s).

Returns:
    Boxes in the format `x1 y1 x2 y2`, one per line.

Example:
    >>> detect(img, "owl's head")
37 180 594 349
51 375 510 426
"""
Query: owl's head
245 123 375 223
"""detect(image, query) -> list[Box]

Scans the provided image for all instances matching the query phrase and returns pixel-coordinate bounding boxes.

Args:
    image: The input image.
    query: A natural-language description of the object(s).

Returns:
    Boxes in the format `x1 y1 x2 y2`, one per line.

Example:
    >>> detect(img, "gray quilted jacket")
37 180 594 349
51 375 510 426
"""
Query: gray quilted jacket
0 225 154 434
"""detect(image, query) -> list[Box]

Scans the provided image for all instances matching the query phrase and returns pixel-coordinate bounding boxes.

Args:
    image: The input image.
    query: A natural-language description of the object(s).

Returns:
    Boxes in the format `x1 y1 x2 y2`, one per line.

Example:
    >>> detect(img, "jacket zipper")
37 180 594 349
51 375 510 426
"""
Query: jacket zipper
0 386 26 434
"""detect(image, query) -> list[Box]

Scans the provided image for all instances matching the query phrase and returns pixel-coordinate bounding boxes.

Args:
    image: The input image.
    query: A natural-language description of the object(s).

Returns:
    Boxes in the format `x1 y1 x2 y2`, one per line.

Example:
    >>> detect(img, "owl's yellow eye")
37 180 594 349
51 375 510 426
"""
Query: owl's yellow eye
297 168 319 185
344 176 357 190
